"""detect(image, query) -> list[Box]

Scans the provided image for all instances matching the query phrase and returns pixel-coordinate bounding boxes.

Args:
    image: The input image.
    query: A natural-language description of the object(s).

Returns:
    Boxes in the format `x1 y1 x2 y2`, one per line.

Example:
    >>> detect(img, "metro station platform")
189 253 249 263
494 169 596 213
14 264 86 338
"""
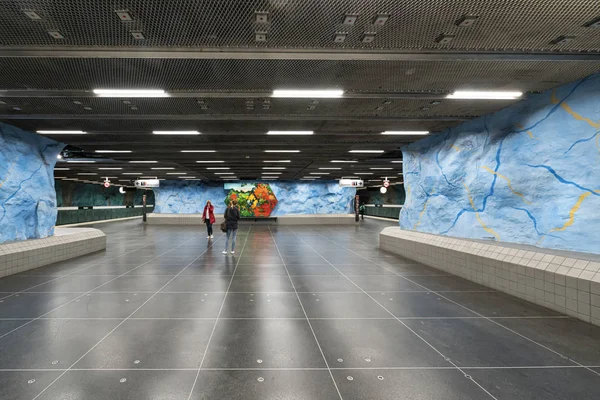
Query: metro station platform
0 219 599 399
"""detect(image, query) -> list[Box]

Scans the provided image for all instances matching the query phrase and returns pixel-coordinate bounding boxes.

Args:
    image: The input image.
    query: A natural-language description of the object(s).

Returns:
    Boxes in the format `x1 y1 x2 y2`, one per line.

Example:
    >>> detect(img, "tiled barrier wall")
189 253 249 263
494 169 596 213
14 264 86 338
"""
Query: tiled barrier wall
146 213 356 225
56 207 154 225
0 228 106 278
380 227 600 327
364 206 402 219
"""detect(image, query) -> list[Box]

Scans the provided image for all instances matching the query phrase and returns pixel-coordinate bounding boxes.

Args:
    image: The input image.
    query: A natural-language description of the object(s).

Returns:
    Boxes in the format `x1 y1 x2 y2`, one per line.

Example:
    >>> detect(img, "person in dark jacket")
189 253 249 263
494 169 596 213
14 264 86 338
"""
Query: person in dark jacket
223 201 241 254
202 200 216 239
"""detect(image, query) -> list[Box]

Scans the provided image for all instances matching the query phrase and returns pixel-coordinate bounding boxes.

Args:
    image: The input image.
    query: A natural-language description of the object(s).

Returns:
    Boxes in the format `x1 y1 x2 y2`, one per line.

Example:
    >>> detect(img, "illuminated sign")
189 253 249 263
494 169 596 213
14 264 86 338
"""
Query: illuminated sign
339 179 364 188
134 179 160 188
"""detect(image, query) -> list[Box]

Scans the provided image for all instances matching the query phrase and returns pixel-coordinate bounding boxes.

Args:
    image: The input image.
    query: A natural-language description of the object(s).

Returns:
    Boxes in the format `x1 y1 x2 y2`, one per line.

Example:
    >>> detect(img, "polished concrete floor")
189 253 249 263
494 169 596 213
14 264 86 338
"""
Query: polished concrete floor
0 219 599 399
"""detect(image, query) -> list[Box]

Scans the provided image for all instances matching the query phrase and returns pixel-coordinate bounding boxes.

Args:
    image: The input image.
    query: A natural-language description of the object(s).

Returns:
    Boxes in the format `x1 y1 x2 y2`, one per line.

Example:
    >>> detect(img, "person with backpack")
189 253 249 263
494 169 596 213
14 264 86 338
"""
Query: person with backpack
202 200 216 239
222 201 241 254
359 202 366 220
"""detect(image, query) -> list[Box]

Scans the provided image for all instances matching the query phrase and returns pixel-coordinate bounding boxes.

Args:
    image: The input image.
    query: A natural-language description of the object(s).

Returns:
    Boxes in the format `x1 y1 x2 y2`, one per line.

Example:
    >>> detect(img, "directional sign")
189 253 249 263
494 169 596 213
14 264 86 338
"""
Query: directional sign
339 179 364 188
134 179 160 188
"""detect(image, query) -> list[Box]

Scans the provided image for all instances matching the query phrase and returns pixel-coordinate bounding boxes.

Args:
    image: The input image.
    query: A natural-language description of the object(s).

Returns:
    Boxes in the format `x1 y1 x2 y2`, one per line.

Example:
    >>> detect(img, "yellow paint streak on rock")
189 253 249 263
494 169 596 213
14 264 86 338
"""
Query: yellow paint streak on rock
551 89 600 128
0 160 18 189
462 182 500 241
549 192 591 233
480 166 531 205
514 123 537 140
413 200 428 229
451 145 461 152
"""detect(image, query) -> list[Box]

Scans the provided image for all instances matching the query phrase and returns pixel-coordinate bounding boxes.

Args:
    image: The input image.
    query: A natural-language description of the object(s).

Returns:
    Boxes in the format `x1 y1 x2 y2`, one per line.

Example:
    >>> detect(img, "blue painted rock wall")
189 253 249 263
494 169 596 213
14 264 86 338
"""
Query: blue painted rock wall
153 180 355 215
400 73 600 254
0 123 64 243
55 180 154 207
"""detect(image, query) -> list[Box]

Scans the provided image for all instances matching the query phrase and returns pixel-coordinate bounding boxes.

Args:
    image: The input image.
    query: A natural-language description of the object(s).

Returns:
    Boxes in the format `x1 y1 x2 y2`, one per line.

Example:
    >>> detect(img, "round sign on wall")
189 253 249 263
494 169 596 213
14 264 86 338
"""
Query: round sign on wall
103 181 110 188
380 187 387 194
383 180 390 188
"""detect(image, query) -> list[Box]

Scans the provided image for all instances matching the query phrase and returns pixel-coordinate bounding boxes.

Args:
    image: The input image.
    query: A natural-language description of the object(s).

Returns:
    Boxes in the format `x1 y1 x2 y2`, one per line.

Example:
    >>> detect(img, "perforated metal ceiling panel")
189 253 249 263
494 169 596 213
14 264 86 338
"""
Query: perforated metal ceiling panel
1 0 600 51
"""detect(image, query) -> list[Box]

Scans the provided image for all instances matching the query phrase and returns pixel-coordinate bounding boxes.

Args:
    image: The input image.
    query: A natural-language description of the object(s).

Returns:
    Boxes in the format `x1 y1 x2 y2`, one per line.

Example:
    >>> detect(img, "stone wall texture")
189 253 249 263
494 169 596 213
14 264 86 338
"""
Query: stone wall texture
0 123 64 243
153 180 356 215
400 73 600 254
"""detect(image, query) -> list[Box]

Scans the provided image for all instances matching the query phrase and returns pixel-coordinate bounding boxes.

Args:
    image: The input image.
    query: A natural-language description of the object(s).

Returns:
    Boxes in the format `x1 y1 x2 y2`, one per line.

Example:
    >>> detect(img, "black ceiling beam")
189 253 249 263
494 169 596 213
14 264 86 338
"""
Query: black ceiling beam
1 47 599 61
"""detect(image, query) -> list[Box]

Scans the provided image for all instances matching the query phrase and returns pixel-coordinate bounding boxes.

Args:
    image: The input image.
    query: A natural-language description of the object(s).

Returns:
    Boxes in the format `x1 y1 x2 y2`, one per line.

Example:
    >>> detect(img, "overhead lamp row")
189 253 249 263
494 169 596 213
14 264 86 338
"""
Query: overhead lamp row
38 130 429 136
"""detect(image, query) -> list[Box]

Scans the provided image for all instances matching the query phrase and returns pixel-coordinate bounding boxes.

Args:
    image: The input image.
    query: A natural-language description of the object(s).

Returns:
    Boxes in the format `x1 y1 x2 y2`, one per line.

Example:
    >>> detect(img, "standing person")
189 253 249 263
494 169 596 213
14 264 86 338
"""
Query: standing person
359 202 366 220
223 201 240 255
202 200 216 239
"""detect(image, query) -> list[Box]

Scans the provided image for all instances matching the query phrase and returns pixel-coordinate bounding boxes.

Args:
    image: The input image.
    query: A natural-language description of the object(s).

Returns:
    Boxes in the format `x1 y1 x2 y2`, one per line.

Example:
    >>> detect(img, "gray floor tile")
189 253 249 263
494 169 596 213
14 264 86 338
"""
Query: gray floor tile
44 292 154 318
94 275 175 292
443 291 562 317
133 293 226 318
0 292 80 318
403 275 488 292
344 275 424 291
290 276 360 292
368 292 477 318
228 275 294 293
0 319 31 336
313 319 448 367
299 293 390 318
285 264 342 276
221 292 304 318
202 319 326 368
75 319 216 369
160 276 232 292
0 371 63 400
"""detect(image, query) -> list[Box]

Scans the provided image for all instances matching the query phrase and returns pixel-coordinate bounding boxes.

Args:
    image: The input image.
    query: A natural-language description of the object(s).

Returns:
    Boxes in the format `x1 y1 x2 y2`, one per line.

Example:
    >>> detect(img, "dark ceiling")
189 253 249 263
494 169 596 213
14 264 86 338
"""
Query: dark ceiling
1 0 599 185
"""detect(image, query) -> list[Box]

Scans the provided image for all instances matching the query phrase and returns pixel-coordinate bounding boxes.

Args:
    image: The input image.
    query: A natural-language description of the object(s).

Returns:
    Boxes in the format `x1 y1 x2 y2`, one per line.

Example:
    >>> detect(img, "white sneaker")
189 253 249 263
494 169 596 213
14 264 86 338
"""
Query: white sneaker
230 250 235 254
210 235 214 238
207 236 211 239
222 250 227 255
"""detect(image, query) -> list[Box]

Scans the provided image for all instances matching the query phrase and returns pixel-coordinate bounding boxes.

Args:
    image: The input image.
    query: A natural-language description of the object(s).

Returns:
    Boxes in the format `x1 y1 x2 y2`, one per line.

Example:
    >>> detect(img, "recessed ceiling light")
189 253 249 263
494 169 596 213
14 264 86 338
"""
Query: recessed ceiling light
391 160 403 163
264 150 301 153
115 10 133 21
447 91 523 100
93 89 168 98
343 14 358 25
130 31 145 40
331 160 358 163
181 150 216 153
381 131 429 135
23 10 42 20
319 168 341 170
263 167 286 170
435 34 455 44
334 32 347 43
456 15 478 27
151 167 175 170
166 172 185 175
361 32 376 43
263 160 291 163
196 160 225 163
349 150 385 153
272 90 343 98
37 130 87 134
584 16 600 28
266 131 314 135
373 14 390 26
550 35 576 45
98 168 123 170
153 131 200 135
310 172 329 175
370 167 393 170
54 168 70 171
262 172 282 175
255 31 268 42
95 150 132 153
66 160 96 163
206 167 230 170
129 161 158 163
47 31 65 39
214 172 234 175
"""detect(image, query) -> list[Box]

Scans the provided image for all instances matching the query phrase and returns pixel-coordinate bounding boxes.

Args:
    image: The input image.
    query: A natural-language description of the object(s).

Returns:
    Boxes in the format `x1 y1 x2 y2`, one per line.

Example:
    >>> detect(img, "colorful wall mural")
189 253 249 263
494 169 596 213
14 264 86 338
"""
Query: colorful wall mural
400 73 600 254
224 183 278 217
55 180 153 207
153 180 355 215
0 123 64 243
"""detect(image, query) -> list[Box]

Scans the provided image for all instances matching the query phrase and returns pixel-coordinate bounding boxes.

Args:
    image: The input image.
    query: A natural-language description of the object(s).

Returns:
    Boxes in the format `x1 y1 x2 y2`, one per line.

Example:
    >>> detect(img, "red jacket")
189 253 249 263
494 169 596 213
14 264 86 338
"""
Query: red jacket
202 204 216 224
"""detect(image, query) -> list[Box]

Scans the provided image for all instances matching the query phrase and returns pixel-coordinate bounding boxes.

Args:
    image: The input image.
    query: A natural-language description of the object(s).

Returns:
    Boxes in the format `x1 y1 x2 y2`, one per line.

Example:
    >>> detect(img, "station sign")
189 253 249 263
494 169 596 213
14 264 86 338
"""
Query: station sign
339 179 364 188
134 179 160 188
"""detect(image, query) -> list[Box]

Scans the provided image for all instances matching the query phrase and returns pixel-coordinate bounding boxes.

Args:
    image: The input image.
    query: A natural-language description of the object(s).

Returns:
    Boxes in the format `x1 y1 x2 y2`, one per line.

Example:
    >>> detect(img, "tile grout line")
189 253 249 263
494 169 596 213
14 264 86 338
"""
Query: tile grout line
270 226 345 400
316 229 600 378
185 226 252 400
30 233 227 400
287 227 499 400
0 316 572 321
0 233 215 341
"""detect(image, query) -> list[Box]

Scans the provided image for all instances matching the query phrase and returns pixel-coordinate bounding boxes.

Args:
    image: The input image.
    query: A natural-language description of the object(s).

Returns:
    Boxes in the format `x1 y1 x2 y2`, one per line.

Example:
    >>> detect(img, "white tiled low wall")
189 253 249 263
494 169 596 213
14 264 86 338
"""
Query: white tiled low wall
0 228 106 278
147 213 356 225
380 227 600 327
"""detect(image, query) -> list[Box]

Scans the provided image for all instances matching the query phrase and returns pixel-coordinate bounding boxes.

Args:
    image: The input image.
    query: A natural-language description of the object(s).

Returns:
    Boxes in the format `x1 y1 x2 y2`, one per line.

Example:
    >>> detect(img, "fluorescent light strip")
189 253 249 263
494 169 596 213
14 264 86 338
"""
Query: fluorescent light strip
263 167 286 170
370 167 393 170
447 91 523 100
263 160 291 163
319 168 341 170
141 176 157 178
151 167 175 170
303 176 319 179
331 160 358 163
77 173 97 175
98 168 123 170
354 173 373 175
310 172 329 175
54 168 70 171
264 150 301 153
129 161 157 163
262 172 282 175
391 161 403 163
266 131 314 135
122 173 142 175
153 131 200 135
196 161 225 163
66 160 96 163
166 172 185 175
381 131 429 135
37 130 87 134
181 150 215 153
206 167 230 170
301 178 317 180
95 150 132 153
214 172 234 175
349 150 384 154
93 89 168 98
272 89 344 98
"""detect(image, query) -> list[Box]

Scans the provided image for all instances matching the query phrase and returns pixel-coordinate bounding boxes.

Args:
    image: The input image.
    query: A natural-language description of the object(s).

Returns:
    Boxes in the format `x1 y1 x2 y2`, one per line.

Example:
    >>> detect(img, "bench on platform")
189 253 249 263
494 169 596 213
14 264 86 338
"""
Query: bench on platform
380 227 600 327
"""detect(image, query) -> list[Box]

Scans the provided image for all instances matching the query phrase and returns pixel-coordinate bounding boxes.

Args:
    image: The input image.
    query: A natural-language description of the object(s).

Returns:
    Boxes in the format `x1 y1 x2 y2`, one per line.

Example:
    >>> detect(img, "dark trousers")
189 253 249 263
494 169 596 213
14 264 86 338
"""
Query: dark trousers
205 220 213 236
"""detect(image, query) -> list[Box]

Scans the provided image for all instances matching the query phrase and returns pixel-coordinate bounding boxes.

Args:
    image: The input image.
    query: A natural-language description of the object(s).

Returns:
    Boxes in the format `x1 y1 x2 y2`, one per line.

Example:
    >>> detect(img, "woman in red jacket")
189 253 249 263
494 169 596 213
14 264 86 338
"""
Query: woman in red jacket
202 200 216 239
